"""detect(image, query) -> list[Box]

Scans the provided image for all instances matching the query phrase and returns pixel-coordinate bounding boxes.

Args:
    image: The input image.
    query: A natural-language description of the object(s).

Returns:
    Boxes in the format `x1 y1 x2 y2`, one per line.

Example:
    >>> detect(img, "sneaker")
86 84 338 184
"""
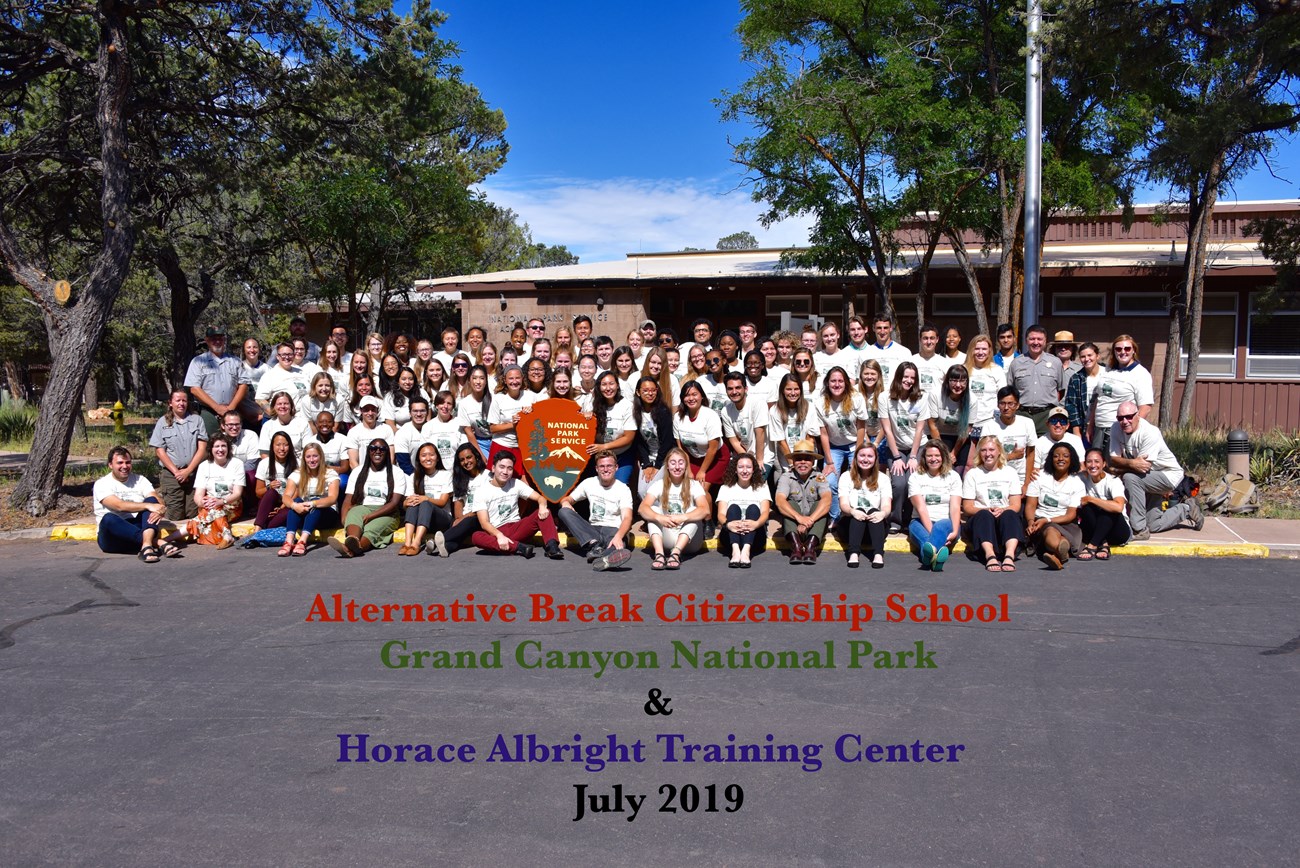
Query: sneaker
1130 528 1150 541
426 531 449 558
1185 498 1205 531
585 543 606 563
921 542 936 566
932 545 950 572
594 548 633 572
544 541 565 560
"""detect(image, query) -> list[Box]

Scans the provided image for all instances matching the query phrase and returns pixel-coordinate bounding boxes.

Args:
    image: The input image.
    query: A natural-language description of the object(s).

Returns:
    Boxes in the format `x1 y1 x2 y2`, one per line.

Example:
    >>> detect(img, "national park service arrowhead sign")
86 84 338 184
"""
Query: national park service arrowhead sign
517 398 596 501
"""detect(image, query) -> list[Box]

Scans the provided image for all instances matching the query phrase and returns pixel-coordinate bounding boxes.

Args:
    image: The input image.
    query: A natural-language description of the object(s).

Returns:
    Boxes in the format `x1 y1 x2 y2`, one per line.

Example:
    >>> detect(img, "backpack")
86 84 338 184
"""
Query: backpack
1204 473 1259 514
239 526 288 548
1170 475 1199 504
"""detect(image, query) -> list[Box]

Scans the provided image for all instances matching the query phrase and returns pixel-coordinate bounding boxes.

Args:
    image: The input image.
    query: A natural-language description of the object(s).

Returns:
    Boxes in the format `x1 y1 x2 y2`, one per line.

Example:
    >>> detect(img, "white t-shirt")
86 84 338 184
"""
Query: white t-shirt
768 405 822 470
487 391 538 448
838 473 889 514
193 460 244 499
1034 433 1086 469
717 482 771 513
304 433 350 470
1094 365 1155 427
816 394 867 447
1026 472 1085 521
410 468 453 500
886 396 926 452
230 430 261 473
596 400 637 450
646 478 707 516
988 415 1038 483
924 390 967 439
962 465 1021 510
568 477 634 529
380 393 418 427
910 353 951 397
345 465 410 507
866 342 912 389
93 472 157 523
456 395 492 441
403 417 467 470
673 407 723 460
472 475 537 527
259 415 312 458
745 374 778 408
908 470 962 513
290 467 339 500
254 456 292 487
1108 419 1184 482
721 399 769 458
1080 470 1124 502
967 365 1007 426
346 423 396 459
255 364 309 403
298 395 347 428
698 376 729 414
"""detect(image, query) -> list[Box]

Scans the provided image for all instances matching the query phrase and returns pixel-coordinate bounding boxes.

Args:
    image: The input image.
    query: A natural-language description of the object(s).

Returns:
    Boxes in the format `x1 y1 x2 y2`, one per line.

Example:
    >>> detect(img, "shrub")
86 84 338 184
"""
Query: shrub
0 399 37 444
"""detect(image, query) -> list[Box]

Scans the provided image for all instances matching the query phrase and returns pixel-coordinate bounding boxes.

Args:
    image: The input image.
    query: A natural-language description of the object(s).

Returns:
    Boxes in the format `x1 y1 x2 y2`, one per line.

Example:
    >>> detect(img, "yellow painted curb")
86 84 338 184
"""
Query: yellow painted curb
49 522 1268 557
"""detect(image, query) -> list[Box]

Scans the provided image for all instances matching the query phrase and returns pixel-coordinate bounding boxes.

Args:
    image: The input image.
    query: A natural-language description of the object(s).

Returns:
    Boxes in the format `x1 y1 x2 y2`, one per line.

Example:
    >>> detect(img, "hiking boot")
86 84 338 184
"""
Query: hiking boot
1130 528 1150 541
585 543 605 563
594 548 633 572
1185 498 1205 531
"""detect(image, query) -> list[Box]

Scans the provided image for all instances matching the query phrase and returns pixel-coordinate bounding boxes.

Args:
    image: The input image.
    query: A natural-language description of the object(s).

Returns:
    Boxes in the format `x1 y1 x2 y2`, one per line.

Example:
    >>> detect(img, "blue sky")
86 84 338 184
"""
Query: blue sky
421 1 1299 264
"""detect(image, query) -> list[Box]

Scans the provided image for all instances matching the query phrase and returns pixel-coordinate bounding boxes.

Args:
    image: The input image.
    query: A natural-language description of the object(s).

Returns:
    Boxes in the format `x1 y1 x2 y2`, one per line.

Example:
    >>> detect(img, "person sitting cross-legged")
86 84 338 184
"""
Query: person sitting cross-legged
558 449 635 571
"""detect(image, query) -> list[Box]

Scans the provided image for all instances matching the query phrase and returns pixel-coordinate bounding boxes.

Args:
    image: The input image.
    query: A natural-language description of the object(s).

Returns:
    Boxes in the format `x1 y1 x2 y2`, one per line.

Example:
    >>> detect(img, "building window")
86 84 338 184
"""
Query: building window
1247 293 1300 379
1179 293 1237 379
765 295 813 335
1051 292 1105 316
818 294 869 319
1114 293 1168 316
932 294 979 317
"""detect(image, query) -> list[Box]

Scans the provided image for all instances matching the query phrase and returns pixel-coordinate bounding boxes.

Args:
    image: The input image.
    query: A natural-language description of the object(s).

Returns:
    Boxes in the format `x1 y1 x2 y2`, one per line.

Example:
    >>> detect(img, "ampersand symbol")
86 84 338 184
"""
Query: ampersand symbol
643 688 673 716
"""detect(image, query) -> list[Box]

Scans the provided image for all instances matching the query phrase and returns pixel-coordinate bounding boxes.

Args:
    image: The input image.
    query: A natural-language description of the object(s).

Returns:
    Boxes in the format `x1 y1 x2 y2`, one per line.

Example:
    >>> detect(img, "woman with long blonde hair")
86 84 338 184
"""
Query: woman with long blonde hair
638 447 711 571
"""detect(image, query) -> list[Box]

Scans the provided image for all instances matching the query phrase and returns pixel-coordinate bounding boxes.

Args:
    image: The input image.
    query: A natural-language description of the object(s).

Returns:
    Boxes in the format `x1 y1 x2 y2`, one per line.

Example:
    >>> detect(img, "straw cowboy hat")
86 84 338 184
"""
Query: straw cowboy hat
789 437 824 462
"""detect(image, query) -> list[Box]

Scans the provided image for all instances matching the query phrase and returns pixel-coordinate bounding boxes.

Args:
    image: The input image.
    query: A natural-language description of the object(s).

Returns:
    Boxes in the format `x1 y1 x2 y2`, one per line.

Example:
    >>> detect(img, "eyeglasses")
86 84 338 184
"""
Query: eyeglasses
1117 412 1137 421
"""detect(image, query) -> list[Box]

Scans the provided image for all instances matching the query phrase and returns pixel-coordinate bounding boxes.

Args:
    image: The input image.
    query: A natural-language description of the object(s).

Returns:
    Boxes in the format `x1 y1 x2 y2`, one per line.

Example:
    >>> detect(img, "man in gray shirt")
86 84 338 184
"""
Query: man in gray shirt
184 327 247 435
1007 325 1066 436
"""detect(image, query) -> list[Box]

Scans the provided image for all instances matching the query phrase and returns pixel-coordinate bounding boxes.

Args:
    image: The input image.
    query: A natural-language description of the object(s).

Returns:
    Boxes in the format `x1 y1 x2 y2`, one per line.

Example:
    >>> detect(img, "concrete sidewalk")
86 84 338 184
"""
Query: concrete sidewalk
43 513 1287 558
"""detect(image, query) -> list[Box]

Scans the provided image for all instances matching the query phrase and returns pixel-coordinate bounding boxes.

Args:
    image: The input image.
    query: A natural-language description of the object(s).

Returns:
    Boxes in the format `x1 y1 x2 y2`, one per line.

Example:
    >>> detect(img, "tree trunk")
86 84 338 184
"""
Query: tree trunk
2 6 136 515
1176 162 1223 426
948 231 992 339
156 244 194 386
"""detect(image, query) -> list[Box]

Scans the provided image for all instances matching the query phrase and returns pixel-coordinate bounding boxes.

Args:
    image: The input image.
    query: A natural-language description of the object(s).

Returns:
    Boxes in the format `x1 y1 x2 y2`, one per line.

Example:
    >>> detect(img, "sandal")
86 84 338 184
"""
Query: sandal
1096 544 1111 561
138 546 160 564
292 541 308 557
651 553 667 571
1077 545 1097 561
1001 556 1017 572
985 555 1003 572
666 551 682 571
159 541 182 558
277 541 295 557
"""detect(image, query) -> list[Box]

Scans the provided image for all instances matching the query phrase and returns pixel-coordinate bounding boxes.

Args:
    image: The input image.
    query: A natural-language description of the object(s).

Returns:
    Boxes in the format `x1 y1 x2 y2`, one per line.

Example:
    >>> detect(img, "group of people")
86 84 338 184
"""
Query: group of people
95 311 1204 570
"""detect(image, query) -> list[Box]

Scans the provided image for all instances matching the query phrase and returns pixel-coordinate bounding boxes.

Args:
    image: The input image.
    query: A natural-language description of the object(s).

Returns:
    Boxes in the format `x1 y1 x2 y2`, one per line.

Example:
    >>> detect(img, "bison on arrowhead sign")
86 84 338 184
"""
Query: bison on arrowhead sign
517 398 596 501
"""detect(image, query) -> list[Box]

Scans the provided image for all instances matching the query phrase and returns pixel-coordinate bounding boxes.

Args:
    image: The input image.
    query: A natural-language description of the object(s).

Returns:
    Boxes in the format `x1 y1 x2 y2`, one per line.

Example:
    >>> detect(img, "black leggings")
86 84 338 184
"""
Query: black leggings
967 509 1025 556
845 515 887 555
1079 503 1131 547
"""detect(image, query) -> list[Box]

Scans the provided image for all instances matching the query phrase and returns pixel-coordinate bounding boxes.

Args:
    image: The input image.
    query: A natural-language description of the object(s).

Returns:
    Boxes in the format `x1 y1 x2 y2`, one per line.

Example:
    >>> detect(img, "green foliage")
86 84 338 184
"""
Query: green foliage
717 231 759 251
0 399 37 444
1244 217 1300 312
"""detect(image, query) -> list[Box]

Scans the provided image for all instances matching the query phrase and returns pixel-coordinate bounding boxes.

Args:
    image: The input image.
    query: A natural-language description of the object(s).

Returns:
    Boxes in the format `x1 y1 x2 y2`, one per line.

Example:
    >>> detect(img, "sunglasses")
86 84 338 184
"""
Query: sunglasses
706 358 724 366
1049 418 1068 425
368 445 388 452
528 325 545 331
452 363 469 369
1114 346 1134 352
794 360 812 367
1117 413 1137 421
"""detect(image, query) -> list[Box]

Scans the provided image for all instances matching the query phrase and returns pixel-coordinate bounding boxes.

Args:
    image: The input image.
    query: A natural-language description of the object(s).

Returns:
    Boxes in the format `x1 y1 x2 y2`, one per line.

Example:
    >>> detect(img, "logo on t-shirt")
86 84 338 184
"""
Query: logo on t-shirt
925 493 942 505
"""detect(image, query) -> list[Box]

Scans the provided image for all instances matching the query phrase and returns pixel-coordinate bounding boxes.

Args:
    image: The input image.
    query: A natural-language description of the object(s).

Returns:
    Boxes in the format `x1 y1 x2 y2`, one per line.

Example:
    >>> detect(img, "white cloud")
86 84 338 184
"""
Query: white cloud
478 176 813 263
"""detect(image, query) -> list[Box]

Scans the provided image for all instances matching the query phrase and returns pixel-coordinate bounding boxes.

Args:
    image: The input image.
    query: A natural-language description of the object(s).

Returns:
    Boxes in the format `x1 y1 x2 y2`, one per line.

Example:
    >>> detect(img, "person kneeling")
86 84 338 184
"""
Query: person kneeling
775 438 832 565
470 452 563 559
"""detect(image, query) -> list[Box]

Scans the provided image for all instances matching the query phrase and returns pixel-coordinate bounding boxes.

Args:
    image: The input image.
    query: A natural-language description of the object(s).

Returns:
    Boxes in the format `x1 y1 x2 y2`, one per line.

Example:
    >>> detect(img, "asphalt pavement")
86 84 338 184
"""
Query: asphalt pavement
1 539 1297 866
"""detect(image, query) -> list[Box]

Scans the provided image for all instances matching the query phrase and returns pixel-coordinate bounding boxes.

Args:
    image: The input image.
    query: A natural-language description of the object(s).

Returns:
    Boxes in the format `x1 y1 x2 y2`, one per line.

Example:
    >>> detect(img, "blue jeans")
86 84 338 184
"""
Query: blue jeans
825 443 853 522
908 518 953 565
282 499 340 536
96 497 161 554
